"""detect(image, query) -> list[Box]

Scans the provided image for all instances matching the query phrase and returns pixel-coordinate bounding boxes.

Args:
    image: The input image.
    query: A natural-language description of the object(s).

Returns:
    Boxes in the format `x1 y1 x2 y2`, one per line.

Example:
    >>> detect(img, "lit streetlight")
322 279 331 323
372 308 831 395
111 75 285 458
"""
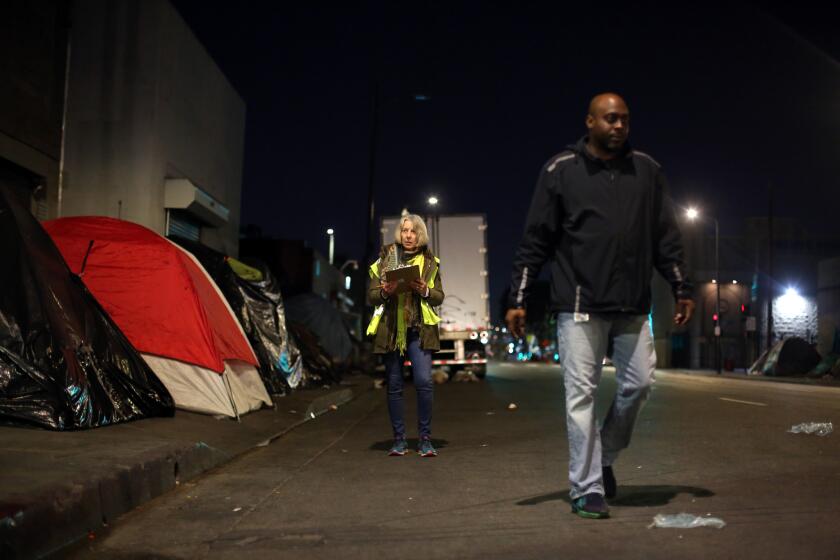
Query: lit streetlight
686 207 721 374
326 228 335 266
427 195 439 206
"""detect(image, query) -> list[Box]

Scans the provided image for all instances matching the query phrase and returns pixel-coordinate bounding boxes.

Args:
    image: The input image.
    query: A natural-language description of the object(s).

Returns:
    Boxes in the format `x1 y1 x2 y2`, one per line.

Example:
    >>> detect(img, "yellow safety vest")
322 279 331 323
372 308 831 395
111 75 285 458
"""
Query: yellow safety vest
366 253 440 336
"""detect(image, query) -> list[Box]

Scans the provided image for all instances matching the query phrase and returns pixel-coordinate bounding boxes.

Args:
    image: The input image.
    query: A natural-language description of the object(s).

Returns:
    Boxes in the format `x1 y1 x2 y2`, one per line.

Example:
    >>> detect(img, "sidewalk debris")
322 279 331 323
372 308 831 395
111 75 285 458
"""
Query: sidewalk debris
329 404 338 411
452 371 480 383
508 403 518 410
432 370 449 384
648 513 726 529
788 422 833 436
373 378 386 389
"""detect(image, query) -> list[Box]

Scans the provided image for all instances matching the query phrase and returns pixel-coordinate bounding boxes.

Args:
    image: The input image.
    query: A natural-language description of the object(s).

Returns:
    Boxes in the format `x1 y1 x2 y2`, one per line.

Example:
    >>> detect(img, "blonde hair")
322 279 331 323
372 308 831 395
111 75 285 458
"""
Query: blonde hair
394 214 429 247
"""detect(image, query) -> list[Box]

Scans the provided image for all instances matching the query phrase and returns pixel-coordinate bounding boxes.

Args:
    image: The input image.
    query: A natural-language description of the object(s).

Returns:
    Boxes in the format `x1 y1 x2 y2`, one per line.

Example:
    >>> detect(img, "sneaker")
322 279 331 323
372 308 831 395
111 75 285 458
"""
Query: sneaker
388 439 408 456
417 437 438 457
571 493 610 519
602 465 617 499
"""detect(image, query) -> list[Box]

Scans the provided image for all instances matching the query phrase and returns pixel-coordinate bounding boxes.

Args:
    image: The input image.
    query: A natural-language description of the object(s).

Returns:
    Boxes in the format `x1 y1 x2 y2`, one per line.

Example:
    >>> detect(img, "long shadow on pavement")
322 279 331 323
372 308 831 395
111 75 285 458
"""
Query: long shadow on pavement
517 486 714 507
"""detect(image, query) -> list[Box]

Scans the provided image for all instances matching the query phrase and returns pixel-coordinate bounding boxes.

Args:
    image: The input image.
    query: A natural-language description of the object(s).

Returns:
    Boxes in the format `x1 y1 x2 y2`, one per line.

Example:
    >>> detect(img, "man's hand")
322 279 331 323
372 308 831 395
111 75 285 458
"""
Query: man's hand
505 308 526 338
674 299 695 325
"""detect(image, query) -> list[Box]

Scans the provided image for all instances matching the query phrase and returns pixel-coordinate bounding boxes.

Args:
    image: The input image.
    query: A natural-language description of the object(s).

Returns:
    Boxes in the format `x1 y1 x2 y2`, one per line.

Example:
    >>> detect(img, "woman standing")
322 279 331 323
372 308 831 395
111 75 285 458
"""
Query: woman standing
367 214 444 457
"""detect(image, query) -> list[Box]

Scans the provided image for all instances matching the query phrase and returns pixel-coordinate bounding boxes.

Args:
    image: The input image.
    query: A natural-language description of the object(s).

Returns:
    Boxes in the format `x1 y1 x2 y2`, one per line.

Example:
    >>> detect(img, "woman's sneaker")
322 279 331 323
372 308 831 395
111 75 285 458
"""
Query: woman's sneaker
570 493 610 519
417 437 438 457
388 439 408 456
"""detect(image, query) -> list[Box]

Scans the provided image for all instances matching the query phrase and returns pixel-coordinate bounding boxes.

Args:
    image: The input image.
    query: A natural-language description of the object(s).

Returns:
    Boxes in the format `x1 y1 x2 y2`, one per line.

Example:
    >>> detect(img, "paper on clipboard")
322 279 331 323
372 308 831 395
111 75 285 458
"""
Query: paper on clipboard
384 265 420 294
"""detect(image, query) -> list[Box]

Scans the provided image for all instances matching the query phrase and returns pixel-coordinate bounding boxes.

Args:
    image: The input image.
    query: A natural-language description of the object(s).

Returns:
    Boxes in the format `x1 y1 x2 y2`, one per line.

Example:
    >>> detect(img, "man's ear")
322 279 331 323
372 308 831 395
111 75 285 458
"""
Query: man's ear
585 114 594 130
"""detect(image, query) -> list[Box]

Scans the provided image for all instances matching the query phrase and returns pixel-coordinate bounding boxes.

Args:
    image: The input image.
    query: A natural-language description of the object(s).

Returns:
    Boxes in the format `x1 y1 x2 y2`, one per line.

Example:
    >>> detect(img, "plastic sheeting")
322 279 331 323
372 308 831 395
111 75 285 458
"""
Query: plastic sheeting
170 238 304 392
285 293 353 362
749 337 821 377
0 185 174 430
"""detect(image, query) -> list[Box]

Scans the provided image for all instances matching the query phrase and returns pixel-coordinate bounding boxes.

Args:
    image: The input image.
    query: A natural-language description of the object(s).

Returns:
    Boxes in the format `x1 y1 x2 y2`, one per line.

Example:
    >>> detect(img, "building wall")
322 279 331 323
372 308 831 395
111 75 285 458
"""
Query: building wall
61 0 245 255
0 0 68 218
817 257 840 356
770 293 818 343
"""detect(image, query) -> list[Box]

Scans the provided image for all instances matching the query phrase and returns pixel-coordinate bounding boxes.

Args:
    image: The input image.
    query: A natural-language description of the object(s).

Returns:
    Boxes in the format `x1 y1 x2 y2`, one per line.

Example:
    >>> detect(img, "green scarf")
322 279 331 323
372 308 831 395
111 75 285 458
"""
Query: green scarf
395 252 424 354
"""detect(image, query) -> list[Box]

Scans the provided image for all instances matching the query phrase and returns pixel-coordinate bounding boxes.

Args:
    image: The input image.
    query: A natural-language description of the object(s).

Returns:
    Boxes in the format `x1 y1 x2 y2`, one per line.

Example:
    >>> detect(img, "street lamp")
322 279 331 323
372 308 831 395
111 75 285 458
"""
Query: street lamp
427 196 439 206
326 228 335 266
686 207 721 374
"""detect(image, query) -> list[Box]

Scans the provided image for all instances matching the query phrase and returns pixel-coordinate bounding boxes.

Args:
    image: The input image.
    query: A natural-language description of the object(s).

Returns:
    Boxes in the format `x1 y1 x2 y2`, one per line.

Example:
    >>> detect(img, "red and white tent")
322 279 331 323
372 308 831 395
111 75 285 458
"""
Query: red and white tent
44 217 272 418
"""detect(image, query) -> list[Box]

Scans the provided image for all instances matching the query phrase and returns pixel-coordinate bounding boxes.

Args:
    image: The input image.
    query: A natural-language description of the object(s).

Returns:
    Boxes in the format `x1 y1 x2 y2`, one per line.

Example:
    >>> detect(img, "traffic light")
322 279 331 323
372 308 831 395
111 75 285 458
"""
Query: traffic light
712 313 719 322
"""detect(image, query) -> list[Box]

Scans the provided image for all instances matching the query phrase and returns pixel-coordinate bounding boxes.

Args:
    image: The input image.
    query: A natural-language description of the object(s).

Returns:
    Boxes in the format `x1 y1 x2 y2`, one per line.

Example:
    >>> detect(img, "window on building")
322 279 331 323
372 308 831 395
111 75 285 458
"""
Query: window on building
166 209 201 241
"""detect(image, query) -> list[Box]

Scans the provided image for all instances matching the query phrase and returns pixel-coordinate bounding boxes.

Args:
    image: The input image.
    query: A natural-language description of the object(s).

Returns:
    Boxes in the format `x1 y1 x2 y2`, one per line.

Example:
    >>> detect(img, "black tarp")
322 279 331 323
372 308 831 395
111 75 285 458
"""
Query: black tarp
170 237 304 393
285 293 353 362
283 293 355 384
749 337 822 377
0 185 174 429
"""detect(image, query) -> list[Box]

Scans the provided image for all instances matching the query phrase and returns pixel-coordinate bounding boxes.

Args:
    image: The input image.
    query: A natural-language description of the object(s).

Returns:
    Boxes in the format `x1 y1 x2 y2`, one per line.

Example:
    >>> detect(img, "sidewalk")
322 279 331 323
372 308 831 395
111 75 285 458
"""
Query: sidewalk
0 375 374 560
662 367 840 387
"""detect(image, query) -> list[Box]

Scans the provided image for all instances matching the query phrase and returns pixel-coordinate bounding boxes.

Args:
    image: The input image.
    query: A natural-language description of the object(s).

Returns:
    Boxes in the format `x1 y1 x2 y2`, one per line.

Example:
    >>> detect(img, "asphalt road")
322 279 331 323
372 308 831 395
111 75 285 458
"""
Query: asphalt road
68 363 840 559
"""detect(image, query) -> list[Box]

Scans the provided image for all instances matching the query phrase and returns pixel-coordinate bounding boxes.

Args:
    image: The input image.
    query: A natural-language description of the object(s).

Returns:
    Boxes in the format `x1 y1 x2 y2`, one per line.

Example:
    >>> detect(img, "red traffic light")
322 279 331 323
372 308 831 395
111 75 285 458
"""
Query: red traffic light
712 313 719 322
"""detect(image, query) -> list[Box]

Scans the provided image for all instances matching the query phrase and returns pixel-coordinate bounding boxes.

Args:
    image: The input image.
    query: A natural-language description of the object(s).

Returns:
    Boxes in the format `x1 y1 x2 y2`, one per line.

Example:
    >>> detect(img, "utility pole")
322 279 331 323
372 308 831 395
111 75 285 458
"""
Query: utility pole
766 185 774 353
364 84 380 270
715 218 721 374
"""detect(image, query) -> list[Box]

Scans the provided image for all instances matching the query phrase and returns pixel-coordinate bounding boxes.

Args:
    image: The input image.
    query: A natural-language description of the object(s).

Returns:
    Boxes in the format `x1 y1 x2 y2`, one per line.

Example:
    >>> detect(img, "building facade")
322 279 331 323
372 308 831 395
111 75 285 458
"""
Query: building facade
1 0 245 256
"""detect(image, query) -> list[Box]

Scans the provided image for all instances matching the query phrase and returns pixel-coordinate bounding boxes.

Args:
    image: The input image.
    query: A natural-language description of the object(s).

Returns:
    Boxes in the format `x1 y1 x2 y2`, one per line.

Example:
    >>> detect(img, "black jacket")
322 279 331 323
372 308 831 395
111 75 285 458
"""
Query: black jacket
509 137 692 315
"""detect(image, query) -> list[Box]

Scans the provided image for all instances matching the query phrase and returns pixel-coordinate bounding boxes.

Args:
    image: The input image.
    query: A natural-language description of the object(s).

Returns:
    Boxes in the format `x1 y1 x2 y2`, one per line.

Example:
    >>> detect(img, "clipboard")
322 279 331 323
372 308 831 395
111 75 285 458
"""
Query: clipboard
384 265 420 294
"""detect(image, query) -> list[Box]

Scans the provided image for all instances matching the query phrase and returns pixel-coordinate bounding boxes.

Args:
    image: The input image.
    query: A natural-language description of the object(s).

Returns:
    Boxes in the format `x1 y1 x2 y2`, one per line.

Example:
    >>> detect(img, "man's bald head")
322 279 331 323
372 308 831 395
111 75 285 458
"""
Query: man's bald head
587 93 628 117
585 92 630 159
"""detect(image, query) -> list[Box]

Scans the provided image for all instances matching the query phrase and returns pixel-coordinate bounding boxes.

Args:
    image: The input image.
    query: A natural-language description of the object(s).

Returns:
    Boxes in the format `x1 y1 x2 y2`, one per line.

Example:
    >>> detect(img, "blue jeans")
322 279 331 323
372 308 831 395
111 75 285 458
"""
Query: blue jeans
384 329 434 440
556 313 656 499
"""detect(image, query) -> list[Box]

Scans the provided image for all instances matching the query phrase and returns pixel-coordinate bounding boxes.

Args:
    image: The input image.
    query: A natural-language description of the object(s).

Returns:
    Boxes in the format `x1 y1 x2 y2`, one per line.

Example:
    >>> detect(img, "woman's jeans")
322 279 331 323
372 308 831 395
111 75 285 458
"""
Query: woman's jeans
557 313 656 499
384 329 433 440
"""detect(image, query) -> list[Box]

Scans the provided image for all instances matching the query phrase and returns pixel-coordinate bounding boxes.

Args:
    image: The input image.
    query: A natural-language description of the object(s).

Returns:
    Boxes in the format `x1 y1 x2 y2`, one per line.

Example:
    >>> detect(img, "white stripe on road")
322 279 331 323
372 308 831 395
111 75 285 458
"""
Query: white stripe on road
719 397 767 407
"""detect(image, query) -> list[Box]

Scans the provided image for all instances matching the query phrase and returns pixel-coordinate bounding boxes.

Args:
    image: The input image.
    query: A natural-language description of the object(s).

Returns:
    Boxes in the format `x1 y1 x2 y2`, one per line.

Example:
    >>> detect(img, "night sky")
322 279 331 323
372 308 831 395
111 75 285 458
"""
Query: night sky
171 1 840 318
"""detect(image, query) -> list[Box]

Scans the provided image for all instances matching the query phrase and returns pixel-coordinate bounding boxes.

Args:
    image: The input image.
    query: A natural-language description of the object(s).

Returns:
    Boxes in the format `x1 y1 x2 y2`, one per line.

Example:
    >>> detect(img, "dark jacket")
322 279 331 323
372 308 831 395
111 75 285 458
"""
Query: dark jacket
509 137 692 315
368 244 445 354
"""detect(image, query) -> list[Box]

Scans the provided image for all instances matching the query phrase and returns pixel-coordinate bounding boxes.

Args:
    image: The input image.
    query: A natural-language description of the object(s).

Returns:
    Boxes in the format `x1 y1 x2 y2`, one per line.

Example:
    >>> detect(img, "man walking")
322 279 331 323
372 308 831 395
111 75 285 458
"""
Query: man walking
506 93 694 519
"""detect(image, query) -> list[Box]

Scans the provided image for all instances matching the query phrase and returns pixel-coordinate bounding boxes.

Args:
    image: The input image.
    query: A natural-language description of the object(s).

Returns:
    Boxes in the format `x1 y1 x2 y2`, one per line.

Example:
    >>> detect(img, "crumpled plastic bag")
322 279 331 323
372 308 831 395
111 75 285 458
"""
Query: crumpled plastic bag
788 422 833 436
648 513 726 529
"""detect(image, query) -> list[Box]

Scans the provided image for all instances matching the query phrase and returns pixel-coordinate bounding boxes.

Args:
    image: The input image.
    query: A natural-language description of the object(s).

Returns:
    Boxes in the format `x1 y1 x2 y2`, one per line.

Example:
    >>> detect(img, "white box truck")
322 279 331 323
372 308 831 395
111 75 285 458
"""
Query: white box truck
381 214 490 377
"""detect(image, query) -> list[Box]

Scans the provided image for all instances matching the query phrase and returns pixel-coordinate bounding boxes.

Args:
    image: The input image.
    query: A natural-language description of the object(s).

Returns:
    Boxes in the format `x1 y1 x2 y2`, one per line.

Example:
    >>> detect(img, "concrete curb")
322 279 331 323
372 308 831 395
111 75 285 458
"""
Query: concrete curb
254 388 355 448
660 368 840 388
0 381 370 560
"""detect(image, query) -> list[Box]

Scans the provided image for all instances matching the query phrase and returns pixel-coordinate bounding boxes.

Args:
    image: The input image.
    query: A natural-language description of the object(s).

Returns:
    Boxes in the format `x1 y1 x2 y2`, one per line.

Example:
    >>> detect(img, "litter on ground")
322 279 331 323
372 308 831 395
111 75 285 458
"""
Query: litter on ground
788 422 833 436
648 513 726 529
